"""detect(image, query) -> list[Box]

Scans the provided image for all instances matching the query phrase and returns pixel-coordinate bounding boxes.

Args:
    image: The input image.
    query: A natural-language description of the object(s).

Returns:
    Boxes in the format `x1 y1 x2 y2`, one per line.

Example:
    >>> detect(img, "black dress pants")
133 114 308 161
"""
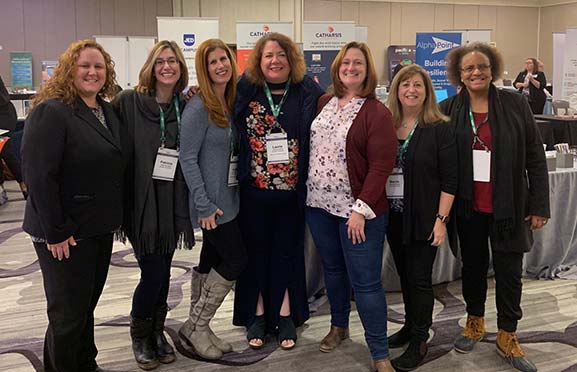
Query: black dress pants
197 217 247 281
456 211 523 332
387 211 438 342
34 234 113 372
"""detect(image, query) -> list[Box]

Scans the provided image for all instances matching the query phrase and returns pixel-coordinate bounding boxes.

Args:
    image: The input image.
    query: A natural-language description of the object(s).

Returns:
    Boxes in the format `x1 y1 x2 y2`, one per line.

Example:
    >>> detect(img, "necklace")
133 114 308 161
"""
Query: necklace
401 122 408 128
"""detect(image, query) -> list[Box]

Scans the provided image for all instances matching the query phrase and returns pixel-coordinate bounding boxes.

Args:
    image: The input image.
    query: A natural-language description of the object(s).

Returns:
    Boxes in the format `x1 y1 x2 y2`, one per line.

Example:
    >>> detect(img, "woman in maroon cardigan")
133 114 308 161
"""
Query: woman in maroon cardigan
305 41 397 372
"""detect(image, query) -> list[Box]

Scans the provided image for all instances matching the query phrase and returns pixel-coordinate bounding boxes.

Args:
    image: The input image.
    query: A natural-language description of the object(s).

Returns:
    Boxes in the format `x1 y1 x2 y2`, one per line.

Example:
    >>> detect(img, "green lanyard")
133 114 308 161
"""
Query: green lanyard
468 106 489 151
397 120 418 160
264 79 291 129
159 96 181 149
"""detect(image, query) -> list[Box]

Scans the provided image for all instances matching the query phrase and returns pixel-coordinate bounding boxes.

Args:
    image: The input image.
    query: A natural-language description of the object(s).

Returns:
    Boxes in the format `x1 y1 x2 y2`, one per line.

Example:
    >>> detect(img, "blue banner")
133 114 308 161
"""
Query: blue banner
10 52 33 90
303 50 338 91
415 33 462 98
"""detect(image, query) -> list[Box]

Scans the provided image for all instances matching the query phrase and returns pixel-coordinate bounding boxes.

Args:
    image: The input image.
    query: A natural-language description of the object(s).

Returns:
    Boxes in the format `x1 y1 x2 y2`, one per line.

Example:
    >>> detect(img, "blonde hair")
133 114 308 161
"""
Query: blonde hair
245 32 306 86
387 64 448 127
329 42 377 99
195 39 237 128
135 40 189 94
33 39 117 107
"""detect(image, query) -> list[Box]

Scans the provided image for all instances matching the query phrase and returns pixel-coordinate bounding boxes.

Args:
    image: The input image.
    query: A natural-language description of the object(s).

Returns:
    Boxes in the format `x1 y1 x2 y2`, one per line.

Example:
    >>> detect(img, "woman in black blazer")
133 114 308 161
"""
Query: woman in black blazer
513 58 547 114
21 40 125 372
384 64 457 371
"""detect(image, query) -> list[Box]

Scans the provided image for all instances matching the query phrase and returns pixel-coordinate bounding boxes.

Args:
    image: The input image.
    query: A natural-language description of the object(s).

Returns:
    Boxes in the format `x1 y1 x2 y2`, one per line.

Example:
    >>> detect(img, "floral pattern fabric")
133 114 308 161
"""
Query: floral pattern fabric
246 100 299 190
306 96 375 219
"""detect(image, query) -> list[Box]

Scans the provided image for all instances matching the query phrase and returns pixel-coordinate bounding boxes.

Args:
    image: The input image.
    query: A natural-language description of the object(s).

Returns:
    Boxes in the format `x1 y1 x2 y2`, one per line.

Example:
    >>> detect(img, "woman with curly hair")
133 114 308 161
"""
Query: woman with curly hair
21 39 126 372
232 32 324 350
441 42 549 372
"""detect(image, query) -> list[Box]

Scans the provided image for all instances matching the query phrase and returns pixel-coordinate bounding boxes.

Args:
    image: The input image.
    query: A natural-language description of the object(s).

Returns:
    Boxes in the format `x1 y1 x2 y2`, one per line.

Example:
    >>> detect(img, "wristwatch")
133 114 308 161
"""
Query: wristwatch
436 214 450 223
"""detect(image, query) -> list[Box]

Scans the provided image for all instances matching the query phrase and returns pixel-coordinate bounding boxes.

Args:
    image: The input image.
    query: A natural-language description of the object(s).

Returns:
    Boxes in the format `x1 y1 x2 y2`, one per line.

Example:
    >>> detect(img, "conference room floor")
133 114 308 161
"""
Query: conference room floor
1 180 577 372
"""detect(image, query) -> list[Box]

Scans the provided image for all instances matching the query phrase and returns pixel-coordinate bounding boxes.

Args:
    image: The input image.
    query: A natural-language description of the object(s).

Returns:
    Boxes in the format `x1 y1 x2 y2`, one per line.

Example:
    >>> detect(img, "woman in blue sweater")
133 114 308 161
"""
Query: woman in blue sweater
178 39 247 360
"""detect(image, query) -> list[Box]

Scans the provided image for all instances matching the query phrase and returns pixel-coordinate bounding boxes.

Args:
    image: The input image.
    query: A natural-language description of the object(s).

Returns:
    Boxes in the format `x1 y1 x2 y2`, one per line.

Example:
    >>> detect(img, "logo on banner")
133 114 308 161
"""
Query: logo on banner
250 25 273 37
263 25 270 32
431 37 460 54
315 26 342 38
183 34 196 46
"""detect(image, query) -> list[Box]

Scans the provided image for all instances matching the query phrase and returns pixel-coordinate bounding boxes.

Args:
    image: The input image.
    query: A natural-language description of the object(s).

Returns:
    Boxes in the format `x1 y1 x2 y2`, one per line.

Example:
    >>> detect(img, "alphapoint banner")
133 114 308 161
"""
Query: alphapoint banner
302 22 355 90
415 32 462 97
236 22 293 75
157 17 219 86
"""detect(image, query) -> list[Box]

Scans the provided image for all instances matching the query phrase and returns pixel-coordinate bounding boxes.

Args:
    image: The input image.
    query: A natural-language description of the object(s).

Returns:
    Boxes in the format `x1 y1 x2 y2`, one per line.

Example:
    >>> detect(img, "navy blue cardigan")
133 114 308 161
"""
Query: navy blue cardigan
233 74 324 207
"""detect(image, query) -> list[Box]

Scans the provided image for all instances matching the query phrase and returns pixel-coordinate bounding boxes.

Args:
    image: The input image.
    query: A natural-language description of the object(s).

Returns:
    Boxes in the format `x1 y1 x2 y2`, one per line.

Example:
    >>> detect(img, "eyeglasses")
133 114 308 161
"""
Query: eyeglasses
460 64 491 74
155 58 179 67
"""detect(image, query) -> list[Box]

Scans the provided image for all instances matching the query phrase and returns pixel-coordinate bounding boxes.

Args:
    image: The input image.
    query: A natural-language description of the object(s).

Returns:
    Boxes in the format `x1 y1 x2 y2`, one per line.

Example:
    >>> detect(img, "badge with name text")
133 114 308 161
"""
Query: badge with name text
265 132 289 164
152 147 179 181
386 167 404 199
228 154 239 187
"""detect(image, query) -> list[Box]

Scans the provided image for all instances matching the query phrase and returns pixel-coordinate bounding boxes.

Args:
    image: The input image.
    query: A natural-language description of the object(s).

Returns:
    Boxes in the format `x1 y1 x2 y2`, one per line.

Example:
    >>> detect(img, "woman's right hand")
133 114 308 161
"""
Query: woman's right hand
198 209 224 230
185 86 200 102
47 236 77 261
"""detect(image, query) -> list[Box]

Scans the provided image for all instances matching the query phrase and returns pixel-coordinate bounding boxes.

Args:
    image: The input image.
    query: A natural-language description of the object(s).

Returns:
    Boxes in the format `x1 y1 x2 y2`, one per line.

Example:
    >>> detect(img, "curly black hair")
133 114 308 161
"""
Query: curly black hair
445 42 504 87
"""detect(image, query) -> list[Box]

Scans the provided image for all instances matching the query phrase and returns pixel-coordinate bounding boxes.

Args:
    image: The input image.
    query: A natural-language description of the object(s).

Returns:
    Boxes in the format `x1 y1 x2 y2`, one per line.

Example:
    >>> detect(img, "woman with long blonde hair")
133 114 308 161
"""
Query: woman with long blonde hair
178 38 247 360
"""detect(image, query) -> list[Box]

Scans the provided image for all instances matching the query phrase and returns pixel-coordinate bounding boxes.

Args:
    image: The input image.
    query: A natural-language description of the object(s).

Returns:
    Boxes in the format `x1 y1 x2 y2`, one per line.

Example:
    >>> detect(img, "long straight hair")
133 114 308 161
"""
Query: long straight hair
135 40 188 95
195 39 238 128
387 64 448 127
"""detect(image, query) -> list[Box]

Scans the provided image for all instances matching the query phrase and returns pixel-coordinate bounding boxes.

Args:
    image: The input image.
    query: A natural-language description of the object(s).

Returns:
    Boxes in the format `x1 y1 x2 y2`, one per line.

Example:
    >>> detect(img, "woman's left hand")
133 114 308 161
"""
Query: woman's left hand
347 211 366 245
428 219 447 247
525 215 548 230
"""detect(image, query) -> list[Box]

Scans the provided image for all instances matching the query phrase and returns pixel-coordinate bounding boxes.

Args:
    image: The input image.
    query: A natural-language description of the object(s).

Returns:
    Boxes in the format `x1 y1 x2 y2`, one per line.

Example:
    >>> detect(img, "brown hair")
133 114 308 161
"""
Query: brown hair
445 42 504 87
387 64 448 128
135 40 189 94
33 39 117 107
526 57 539 73
244 32 305 85
195 39 237 128
329 42 377 99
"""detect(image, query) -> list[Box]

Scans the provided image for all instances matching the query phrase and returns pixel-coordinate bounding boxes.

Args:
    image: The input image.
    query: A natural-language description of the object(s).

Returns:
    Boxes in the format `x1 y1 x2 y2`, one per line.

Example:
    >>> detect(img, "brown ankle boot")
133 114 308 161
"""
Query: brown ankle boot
496 329 537 372
454 314 485 353
319 325 349 353
373 358 394 372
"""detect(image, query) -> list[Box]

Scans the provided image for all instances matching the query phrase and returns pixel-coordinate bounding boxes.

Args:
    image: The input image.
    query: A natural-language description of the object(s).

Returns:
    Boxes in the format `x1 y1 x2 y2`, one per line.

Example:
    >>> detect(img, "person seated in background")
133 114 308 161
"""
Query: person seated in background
0 76 26 203
513 57 547 114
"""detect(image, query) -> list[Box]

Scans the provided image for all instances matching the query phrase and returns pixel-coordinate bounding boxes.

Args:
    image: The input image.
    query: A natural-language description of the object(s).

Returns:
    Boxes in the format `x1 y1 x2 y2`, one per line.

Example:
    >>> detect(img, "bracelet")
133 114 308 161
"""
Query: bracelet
436 214 449 223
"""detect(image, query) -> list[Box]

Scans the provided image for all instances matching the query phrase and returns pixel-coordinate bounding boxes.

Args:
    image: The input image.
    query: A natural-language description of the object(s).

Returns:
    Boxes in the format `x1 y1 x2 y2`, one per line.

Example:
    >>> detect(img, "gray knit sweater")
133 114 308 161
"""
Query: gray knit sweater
179 95 239 227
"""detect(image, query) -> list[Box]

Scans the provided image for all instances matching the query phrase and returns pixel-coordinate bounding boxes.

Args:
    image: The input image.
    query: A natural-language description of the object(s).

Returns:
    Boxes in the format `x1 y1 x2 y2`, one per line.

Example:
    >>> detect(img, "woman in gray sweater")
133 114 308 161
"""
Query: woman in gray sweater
178 39 247 360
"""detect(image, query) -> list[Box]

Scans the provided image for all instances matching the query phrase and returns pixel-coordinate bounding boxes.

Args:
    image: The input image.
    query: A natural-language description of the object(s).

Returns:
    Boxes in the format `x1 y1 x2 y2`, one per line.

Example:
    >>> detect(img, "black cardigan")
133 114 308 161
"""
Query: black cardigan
399 121 457 244
513 70 547 114
440 87 550 253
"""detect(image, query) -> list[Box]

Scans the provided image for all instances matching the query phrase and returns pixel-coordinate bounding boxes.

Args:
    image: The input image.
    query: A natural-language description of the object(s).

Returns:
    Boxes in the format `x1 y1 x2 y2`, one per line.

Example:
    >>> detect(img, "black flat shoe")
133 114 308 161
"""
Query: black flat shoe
278 315 297 350
247 315 266 349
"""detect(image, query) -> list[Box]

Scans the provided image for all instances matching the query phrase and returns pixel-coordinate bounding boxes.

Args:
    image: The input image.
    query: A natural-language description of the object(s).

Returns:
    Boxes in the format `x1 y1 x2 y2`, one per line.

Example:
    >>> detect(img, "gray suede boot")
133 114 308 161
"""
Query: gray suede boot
178 269 233 360
179 268 233 353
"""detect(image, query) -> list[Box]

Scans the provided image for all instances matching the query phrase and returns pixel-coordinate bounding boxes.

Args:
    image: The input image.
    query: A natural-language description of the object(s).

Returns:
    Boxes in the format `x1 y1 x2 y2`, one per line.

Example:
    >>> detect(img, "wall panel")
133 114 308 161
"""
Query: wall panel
453 5 479 29
434 4 454 31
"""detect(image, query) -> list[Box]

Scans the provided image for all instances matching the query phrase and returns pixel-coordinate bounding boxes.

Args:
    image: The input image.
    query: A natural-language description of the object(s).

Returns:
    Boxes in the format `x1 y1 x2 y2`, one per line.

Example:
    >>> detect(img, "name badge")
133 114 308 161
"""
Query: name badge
386 167 404 199
228 154 239 187
473 149 491 182
152 147 179 181
266 132 289 164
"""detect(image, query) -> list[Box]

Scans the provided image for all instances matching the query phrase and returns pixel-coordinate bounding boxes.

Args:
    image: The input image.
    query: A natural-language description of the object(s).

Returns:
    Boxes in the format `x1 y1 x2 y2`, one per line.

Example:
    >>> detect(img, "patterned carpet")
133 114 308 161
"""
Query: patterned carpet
1 180 577 372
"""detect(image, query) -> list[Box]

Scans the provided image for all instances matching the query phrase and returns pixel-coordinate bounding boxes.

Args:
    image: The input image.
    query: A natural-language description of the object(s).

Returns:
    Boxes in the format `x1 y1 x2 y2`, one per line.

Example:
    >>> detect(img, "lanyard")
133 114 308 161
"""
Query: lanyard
264 79 291 129
159 96 181 149
468 106 489 151
397 120 418 159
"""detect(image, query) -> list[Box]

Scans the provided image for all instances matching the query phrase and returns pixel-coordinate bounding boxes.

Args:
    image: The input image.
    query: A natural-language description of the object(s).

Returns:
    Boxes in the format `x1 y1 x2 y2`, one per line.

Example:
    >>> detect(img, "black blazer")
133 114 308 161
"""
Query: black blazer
399 121 457 244
21 97 126 244
0 76 17 131
513 70 547 114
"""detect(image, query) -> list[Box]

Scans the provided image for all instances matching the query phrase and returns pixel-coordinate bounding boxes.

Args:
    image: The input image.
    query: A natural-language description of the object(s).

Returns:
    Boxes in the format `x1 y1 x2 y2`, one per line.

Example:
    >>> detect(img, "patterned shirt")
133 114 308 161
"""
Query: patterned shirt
246 98 299 190
306 96 376 219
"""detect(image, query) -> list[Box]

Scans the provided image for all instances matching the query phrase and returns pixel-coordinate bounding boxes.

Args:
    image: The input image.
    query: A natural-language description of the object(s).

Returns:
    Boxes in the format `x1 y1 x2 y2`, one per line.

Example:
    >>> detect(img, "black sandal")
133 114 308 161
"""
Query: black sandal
247 315 266 349
278 315 297 350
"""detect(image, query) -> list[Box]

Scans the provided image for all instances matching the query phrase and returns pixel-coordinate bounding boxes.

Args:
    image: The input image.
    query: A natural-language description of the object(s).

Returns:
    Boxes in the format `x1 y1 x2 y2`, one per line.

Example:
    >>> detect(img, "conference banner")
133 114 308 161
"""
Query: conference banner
236 22 293 75
415 32 462 97
561 28 577 109
10 52 33 90
157 17 219 86
302 21 355 90
553 32 565 101
387 45 416 83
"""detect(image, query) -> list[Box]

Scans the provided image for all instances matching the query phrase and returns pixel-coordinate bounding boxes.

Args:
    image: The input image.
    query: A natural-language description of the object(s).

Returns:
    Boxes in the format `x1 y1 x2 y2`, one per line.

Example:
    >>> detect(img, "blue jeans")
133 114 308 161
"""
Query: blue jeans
306 206 389 360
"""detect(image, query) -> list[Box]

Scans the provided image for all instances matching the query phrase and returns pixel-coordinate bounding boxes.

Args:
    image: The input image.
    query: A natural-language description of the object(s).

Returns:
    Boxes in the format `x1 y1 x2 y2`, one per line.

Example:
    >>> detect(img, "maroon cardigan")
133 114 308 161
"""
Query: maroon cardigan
317 94 398 217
